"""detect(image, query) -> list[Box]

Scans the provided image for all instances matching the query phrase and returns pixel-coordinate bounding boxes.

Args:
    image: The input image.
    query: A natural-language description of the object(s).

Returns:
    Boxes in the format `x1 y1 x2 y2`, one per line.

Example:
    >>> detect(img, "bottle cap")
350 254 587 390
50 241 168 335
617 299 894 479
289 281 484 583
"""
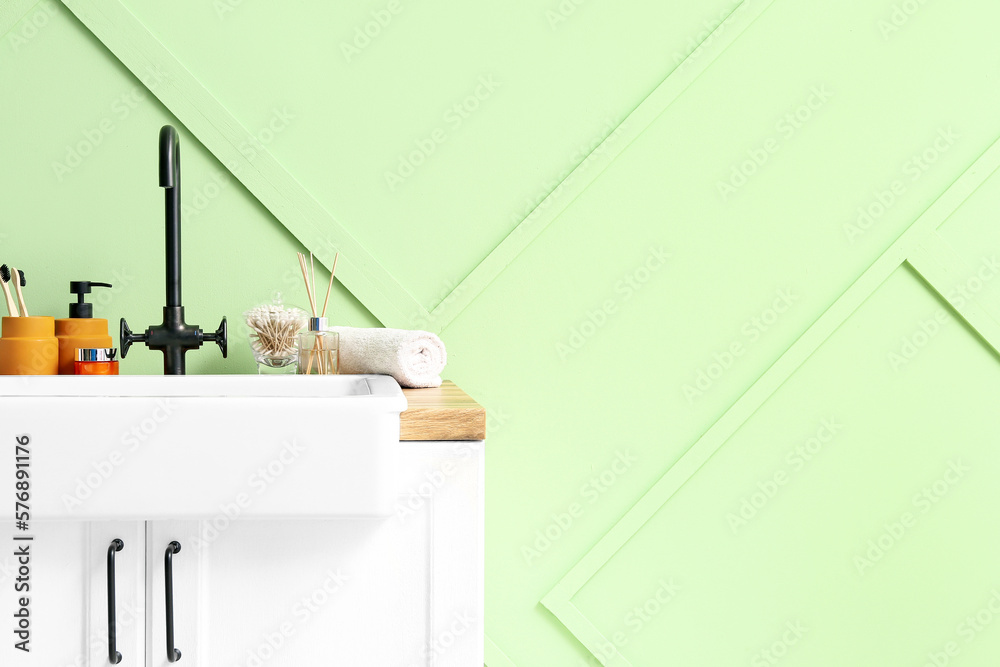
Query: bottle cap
69 281 113 318
76 348 118 362
308 317 328 332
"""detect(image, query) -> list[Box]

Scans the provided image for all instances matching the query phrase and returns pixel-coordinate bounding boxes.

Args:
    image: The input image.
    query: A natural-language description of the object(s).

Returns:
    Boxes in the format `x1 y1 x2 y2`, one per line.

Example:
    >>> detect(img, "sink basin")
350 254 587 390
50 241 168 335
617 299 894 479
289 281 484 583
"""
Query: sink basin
0 374 406 519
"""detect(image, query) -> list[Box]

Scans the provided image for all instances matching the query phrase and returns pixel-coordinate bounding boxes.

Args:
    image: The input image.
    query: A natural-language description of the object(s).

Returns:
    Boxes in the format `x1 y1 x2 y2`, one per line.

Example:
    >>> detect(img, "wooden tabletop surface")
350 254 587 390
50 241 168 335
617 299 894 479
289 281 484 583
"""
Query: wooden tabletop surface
400 381 485 441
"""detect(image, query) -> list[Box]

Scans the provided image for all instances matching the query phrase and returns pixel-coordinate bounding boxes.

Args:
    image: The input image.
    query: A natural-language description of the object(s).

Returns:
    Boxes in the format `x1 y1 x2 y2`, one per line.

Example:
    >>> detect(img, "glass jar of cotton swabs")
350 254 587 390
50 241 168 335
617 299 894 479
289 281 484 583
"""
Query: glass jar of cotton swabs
244 298 309 374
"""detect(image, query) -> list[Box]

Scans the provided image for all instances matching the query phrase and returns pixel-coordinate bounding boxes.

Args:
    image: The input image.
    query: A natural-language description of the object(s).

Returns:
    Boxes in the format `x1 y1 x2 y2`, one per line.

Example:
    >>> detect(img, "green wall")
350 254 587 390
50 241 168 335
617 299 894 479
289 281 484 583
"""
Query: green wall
3 1 1000 665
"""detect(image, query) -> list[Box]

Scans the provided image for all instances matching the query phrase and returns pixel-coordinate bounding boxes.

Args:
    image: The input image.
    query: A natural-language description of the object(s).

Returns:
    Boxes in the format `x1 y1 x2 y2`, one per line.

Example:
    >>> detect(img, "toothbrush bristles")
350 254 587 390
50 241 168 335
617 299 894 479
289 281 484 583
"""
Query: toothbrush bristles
17 270 24 287
0 265 8 283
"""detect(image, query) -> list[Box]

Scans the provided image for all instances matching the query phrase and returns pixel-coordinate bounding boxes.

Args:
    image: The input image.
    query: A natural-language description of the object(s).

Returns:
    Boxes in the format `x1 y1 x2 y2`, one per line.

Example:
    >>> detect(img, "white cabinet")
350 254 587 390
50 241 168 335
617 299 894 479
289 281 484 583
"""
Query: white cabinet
2 438 484 666
145 439 484 666
0 521 144 666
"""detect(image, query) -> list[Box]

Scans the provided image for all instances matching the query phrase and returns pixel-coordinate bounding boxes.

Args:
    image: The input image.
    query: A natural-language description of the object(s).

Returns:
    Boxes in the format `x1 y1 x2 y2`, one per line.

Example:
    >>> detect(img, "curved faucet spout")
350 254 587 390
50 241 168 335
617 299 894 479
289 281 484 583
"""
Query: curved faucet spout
159 125 179 188
159 125 182 308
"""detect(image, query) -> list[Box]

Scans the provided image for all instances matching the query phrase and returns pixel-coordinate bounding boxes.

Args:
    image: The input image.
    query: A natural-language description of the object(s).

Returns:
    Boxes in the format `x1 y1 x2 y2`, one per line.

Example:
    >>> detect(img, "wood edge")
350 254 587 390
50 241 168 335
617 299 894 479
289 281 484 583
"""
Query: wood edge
400 381 486 441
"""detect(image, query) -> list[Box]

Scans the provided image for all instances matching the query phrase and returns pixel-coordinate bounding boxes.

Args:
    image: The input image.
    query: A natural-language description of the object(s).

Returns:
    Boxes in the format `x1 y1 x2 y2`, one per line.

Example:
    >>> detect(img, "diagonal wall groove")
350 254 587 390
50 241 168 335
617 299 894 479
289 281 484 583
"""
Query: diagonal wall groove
542 130 1000 663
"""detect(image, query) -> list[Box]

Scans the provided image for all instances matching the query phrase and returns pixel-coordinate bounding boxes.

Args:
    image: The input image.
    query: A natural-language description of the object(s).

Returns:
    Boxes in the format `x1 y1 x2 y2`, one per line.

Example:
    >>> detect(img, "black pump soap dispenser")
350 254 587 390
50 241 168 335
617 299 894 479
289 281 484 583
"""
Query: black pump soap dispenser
55 281 114 375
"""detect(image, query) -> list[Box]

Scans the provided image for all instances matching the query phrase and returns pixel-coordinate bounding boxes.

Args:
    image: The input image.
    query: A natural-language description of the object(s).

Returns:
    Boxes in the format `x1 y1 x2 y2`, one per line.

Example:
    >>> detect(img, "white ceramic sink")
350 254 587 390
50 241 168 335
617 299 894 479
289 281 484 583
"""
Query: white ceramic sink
0 374 406 519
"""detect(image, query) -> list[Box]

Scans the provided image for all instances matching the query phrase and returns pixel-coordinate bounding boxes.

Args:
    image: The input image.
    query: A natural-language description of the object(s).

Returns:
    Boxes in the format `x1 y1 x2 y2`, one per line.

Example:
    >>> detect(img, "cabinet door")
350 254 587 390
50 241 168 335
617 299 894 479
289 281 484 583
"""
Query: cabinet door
146 440 483 666
1 521 144 667
147 517 429 666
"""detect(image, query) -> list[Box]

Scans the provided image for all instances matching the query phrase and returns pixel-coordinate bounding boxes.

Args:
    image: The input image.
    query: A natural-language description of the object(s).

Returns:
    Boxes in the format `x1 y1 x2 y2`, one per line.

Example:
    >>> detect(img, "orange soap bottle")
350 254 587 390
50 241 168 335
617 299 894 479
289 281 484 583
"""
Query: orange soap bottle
55 281 113 375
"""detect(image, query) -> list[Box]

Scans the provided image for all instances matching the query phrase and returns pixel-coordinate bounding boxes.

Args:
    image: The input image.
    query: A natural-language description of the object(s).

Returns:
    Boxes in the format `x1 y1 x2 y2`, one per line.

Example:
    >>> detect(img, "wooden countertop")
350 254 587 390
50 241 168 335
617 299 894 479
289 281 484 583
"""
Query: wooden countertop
400 381 485 441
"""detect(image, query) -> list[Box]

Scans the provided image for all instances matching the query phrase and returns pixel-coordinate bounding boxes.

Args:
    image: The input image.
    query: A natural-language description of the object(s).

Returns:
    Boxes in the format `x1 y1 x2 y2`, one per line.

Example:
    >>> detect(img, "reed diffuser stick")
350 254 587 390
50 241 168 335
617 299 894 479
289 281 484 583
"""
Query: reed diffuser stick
298 251 329 373
310 252 317 313
308 252 326 371
314 253 340 374
297 253 317 315
321 252 339 319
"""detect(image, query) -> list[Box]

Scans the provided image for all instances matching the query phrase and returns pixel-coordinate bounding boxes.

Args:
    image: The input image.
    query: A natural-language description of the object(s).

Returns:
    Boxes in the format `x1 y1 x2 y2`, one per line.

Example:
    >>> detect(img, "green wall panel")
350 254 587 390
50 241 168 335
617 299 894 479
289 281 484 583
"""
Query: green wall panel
117 0 743 310
3 0 999 665
572 263 1000 664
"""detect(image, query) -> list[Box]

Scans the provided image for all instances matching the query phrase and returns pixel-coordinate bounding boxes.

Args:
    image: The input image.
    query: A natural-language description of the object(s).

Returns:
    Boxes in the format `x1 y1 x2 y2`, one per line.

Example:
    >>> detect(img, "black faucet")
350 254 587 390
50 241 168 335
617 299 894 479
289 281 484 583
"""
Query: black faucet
121 125 227 375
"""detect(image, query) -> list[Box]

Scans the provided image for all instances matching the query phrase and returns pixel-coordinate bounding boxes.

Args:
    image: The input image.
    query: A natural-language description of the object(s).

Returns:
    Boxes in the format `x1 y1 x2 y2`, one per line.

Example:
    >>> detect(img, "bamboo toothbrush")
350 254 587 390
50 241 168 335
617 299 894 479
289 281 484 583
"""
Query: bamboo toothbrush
12 268 27 317
0 265 18 317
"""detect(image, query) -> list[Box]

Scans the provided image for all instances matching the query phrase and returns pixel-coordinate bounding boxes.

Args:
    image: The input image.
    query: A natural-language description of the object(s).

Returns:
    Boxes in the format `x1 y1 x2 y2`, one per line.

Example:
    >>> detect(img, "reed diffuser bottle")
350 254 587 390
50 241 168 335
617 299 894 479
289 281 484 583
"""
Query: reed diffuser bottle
294 250 340 375
297 317 338 375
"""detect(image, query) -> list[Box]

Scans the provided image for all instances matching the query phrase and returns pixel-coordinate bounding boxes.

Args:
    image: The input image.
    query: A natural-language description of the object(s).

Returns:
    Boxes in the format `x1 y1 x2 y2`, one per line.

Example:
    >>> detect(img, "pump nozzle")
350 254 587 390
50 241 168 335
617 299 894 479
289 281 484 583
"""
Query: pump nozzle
69 281 113 318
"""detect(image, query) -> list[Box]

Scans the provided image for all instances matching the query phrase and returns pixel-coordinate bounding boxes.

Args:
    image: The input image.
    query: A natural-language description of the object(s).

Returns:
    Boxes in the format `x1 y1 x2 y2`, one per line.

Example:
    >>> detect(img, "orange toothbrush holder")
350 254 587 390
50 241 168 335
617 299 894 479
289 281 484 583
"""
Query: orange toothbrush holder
0 316 59 375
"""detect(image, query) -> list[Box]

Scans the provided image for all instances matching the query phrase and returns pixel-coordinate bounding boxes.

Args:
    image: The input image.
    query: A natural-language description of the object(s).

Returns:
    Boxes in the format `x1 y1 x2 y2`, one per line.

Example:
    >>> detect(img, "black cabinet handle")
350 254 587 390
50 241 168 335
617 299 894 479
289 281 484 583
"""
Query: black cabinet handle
106 539 124 664
164 541 182 662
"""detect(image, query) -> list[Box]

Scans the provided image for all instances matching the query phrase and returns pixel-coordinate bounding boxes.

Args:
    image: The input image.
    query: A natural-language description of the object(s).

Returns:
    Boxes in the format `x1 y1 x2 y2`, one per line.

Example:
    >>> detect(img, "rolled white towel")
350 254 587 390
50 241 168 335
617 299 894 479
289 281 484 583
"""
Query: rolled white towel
331 326 447 388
